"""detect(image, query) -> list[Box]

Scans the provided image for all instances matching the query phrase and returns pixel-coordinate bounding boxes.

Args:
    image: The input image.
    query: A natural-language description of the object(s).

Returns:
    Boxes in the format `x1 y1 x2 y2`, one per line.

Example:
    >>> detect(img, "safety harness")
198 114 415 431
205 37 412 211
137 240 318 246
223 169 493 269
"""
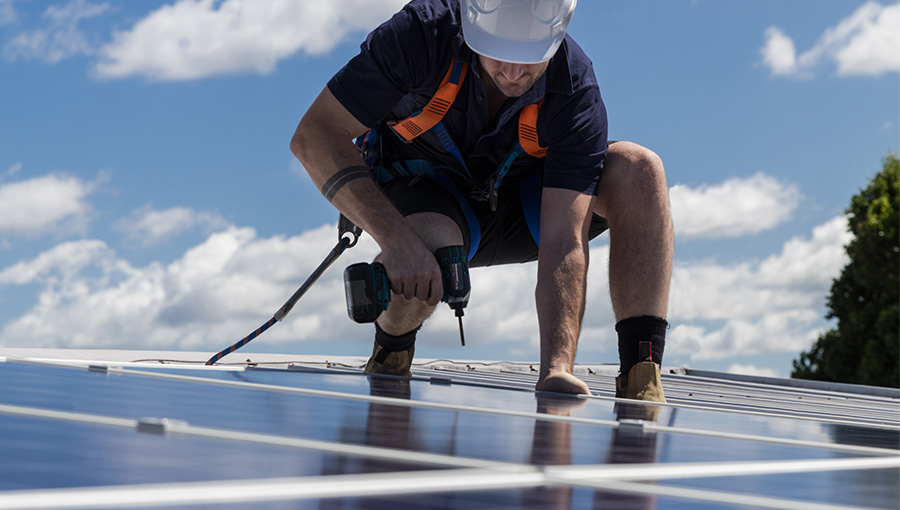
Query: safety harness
377 56 547 211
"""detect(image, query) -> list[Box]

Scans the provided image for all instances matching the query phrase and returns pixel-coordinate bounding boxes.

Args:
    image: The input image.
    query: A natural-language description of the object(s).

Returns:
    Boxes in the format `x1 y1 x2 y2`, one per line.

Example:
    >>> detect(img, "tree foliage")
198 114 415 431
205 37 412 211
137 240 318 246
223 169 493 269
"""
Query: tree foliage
793 154 899 388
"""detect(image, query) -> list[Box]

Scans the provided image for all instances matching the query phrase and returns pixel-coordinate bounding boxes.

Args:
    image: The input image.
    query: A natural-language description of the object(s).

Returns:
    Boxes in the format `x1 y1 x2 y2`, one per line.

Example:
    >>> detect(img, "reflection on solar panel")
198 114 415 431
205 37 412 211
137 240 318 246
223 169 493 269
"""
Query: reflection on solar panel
0 349 897 509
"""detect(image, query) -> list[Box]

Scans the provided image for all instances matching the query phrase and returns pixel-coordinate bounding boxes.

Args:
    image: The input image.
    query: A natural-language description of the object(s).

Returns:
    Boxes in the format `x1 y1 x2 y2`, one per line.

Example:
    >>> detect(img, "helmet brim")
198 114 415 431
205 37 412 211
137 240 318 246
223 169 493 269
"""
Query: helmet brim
462 17 565 64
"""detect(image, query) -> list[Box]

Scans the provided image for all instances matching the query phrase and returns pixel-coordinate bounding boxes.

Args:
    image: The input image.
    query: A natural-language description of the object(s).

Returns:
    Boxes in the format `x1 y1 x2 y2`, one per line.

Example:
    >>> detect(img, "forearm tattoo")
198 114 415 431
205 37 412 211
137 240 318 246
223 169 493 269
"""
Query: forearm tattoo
321 165 371 201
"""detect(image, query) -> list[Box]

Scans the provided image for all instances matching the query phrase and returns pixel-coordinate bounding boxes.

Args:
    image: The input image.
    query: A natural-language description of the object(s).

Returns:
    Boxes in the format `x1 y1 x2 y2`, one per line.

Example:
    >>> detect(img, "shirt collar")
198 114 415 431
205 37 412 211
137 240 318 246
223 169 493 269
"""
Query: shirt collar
545 37 575 96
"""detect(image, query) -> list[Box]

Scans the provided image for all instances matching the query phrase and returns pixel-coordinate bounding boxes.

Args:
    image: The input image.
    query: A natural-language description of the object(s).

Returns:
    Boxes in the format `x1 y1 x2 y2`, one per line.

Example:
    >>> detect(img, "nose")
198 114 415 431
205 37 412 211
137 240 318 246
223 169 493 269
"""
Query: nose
500 63 526 81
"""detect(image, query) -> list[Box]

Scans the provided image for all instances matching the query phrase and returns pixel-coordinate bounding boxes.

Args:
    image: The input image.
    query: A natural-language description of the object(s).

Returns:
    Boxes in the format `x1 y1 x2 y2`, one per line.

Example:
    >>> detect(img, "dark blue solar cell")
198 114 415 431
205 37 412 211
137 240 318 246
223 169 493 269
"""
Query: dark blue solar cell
0 412 434 492
667 468 900 509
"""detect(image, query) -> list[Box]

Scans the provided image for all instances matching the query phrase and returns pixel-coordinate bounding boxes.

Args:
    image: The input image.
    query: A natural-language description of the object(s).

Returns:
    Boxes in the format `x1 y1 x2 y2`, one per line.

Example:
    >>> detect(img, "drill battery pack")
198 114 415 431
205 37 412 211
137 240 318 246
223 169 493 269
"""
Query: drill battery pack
343 262 391 323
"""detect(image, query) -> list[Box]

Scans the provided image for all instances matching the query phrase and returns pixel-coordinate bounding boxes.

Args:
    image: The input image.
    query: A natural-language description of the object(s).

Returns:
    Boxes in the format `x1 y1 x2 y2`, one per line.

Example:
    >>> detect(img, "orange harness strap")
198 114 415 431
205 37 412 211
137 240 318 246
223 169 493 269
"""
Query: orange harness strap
390 57 547 158
391 57 468 142
518 98 546 158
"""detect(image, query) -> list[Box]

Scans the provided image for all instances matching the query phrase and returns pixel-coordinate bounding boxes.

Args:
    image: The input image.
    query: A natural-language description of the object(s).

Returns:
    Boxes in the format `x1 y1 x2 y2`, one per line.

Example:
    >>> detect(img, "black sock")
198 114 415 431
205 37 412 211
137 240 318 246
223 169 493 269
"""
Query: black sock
374 323 419 363
616 316 667 375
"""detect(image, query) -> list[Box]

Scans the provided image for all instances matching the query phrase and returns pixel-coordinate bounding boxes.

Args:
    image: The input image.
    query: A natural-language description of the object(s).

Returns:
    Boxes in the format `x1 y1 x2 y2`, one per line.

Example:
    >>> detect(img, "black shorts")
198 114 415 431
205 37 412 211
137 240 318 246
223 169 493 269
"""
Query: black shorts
381 176 608 268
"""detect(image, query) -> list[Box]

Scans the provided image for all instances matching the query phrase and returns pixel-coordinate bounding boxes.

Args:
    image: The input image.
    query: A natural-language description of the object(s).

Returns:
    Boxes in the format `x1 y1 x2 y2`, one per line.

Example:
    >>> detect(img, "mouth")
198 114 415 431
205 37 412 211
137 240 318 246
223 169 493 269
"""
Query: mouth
494 73 532 91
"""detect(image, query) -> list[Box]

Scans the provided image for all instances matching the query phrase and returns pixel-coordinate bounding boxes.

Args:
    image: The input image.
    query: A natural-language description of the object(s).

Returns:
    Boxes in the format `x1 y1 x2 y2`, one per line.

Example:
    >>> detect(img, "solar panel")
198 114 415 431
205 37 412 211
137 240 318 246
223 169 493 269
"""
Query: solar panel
0 352 897 509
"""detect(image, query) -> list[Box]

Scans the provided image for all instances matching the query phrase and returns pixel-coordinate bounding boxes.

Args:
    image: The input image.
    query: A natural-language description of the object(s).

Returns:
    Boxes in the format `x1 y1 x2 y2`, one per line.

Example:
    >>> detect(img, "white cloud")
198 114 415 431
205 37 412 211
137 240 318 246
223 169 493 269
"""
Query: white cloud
0 174 93 236
0 208 853 374
669 173 801 239
114 205 230 246
0 0 17 27
667 216 851 362
761 1 900 78
831 1 900 76
0 223 384 350
4 162 22 178
93 0 408 81
1 0 109 63
0 239 116 285
727 363 779 379
761 26 797 76
0 217 549 353
671 216 850 322
669 311 826 363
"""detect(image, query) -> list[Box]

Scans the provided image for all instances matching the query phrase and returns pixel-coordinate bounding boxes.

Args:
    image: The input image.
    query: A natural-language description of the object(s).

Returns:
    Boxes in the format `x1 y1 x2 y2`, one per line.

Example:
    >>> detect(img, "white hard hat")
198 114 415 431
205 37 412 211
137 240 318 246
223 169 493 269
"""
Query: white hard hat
461 0 577 64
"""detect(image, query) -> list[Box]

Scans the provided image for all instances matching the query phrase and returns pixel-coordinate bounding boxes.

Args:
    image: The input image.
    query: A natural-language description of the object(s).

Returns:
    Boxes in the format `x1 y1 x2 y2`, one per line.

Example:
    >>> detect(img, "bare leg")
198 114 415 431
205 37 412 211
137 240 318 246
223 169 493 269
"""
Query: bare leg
594 142 673 321
593 142 672 402
375 212 465 335
365 212 464 376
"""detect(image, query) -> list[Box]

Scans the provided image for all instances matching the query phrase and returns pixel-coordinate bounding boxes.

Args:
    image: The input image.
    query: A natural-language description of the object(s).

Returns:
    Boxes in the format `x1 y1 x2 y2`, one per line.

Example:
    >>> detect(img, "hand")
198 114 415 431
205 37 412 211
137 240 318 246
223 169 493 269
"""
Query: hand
379 240 443 307
536 371 591 395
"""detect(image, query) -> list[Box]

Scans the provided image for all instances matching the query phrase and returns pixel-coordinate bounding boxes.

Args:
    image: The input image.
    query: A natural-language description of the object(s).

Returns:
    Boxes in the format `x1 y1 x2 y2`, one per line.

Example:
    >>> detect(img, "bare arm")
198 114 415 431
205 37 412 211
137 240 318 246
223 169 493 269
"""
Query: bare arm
534 187 595 394
290 87 443 305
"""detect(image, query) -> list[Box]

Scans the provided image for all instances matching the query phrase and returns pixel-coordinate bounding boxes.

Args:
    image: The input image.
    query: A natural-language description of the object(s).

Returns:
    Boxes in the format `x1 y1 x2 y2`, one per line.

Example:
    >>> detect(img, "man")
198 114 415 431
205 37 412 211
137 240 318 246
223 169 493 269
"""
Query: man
291 0 673 399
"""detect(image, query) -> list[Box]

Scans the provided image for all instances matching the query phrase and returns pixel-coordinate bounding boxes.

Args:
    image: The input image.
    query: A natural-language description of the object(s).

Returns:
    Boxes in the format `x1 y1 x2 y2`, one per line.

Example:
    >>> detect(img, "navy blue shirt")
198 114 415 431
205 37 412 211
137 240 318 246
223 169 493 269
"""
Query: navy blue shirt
328 0 607 196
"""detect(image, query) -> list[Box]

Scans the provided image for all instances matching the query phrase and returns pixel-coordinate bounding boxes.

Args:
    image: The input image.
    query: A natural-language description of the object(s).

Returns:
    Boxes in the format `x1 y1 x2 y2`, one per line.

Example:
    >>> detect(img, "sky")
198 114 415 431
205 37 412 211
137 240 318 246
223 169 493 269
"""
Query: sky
0 0 897 379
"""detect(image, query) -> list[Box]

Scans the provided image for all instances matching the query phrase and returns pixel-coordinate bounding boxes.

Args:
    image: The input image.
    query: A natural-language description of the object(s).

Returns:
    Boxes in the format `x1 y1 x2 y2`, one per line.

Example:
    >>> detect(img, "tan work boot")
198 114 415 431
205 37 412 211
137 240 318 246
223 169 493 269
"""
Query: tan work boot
364 342 414 377
615 361 666 403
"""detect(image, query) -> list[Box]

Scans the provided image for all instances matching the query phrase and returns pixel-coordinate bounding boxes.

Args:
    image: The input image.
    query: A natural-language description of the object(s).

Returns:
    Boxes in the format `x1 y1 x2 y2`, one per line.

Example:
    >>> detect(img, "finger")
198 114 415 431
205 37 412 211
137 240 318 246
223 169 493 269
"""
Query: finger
425 276 442 306
429 265 447 306
416 277 434 303
390 277 410 301
401 281 416 301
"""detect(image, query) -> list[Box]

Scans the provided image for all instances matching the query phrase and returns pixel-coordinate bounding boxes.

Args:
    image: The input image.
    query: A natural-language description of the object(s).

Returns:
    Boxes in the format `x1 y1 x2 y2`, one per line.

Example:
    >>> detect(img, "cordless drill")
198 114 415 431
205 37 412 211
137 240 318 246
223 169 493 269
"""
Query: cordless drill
343 245 471 345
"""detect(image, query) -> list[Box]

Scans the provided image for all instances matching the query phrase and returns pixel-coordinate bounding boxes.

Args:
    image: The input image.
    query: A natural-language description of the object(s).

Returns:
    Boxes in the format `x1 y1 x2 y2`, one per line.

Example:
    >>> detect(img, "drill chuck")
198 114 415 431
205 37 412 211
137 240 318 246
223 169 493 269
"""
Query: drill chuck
435 245 470 347
434 245 470 309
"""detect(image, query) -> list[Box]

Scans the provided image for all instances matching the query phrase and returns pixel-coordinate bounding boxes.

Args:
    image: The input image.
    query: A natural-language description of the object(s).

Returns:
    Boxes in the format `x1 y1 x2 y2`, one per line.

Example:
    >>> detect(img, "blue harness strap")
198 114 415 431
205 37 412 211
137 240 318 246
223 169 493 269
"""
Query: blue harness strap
429 121 469 178
494 142 526 191
519 171 542 244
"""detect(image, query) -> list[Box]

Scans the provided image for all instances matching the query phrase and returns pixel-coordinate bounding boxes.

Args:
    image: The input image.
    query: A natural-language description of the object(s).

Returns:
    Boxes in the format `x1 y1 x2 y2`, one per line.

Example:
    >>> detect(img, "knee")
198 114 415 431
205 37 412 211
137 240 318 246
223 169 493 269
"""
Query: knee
405 212 465 251
598 142 669 215
607 142 666 190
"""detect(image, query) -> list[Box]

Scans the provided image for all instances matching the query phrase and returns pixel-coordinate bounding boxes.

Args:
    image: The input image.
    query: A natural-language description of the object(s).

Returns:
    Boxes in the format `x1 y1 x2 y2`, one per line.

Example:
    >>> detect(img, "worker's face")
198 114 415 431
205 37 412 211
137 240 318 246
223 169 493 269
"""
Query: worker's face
478 55 549 98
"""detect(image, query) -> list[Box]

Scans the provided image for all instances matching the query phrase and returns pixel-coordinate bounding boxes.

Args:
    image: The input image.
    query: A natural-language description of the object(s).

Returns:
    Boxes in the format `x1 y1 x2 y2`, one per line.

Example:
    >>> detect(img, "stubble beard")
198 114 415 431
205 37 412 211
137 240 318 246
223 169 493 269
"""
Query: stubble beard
489 71 539 98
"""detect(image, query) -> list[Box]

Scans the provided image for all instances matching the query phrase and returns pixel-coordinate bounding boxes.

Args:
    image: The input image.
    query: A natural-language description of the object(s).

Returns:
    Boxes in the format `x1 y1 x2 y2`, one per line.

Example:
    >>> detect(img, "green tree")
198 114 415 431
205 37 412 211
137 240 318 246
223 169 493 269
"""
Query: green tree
793 154 899 388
